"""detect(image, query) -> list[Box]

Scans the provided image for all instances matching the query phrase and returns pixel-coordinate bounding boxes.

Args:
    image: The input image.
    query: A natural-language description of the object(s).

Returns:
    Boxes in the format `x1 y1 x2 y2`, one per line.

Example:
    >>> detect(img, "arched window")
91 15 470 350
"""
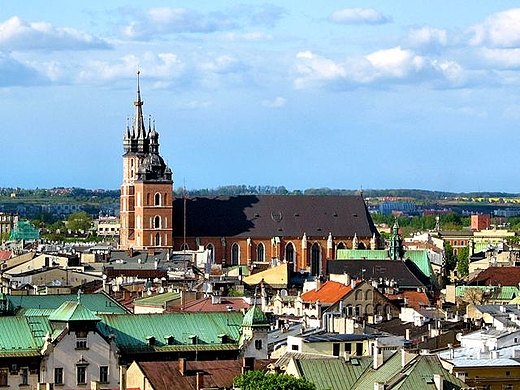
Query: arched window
155 233 161 246
355 290 363 301
231 243 240 266
180 243 189 251
146 193 151 205
365 290 373 300
154 216 161 228
164 193 168 205
285 242 295 263
311 243 321 276
337 242 346 250
154 193 161 206
358 242 366 249
257 243 265 262
206 243 214 264
365 304 373 315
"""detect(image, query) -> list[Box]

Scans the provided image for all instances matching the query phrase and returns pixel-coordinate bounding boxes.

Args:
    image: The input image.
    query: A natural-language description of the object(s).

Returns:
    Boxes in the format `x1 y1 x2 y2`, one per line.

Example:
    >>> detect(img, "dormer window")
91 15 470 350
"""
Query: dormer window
218 334 228 344
164 335 175 345
189 335 198 345
146 336 155 345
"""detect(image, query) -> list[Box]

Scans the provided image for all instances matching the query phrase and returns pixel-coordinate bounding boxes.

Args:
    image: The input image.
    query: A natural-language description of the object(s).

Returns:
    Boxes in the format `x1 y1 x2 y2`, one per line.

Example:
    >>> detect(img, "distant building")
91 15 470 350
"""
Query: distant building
471 214 491 231
379 201 416 216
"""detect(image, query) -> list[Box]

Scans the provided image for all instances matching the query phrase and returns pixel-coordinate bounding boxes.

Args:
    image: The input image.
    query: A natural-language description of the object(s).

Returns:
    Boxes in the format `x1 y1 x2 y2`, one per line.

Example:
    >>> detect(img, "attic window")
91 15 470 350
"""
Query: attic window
164 335 175 345
218 334 228 344
254 213 260 218
316 228 322 232
333 213 338 217
352 214 358 217
189 335 198 345
278 228 283 232
294 213 299 217
146 336 155 345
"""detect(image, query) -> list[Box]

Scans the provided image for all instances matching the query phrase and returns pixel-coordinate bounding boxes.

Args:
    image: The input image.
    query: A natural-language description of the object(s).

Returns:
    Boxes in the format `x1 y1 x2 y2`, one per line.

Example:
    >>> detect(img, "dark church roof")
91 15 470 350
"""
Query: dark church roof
327 259 426 289
173 195 378 238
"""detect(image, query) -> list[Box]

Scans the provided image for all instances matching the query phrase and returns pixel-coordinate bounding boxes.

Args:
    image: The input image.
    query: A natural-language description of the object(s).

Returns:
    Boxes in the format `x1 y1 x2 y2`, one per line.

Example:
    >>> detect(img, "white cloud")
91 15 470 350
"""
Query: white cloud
0 16 110 51
407 26 448 47
120 5 285 40
293 47 470 89
366 46 426 78
479 48 520 68
0 52 44 86
294 51 346 88
75 52 186 83
200 55 248 74
329 8 389 25
262 96 286 108
469 8 520 48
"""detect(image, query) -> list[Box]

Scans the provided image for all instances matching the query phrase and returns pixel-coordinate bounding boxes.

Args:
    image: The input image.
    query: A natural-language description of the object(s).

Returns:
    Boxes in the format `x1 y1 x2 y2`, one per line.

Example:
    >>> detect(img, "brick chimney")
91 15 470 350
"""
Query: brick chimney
178 358 186 376
196 372 204 390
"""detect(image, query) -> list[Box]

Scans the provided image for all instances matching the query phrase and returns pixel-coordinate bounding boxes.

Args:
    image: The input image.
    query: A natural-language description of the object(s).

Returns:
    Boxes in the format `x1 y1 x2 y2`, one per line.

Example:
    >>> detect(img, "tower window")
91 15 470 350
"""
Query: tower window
155 193 161 206
257 243 265 262
154 216 161 228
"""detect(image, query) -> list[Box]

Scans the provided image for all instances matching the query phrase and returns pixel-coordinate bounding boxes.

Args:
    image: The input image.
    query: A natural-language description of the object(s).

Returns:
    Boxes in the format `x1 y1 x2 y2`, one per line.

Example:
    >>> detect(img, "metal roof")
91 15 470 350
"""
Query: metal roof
294 357 372 390
7 293 128 314
0 315 51 356
48 301 101 322
96 311 244 354
133 291 181 306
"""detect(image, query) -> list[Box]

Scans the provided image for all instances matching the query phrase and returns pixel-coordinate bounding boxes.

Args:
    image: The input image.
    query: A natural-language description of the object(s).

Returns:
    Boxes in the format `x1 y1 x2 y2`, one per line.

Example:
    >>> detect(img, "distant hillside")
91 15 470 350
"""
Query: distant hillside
1 186 519 202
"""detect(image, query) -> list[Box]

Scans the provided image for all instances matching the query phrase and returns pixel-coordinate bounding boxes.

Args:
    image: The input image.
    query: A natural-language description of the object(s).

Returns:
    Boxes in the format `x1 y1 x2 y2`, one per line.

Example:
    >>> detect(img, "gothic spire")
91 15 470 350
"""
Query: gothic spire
133 70 147 142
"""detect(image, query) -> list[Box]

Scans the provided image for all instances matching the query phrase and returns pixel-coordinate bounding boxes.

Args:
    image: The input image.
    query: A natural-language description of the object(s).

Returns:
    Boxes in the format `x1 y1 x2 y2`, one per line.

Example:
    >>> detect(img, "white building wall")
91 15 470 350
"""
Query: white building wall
41 329 119 389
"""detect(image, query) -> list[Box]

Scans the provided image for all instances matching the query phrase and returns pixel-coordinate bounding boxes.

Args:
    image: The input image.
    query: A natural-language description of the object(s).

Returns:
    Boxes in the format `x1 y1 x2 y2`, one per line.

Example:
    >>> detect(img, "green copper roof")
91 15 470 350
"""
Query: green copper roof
337 249 388 260
0 315 52 357
242 304 269 328
456 285 519 300
9 220 39 241
8 293 128 314
96 311 244 354
133 291 181 306
48 301 101 322
294 357 371 390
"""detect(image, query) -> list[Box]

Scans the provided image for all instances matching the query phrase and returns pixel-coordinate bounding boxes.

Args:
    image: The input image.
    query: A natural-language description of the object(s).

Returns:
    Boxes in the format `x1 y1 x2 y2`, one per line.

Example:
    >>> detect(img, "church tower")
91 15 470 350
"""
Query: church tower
119 73 173 250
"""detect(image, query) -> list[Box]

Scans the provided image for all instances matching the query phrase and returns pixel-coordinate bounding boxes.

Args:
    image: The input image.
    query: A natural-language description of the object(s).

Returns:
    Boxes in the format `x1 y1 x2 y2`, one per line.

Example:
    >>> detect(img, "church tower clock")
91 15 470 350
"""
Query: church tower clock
119 73 173 250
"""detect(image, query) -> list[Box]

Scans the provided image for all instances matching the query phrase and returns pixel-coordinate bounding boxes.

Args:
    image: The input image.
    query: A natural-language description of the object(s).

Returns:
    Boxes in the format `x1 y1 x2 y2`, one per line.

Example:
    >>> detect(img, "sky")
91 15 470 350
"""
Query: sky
2 1 520 193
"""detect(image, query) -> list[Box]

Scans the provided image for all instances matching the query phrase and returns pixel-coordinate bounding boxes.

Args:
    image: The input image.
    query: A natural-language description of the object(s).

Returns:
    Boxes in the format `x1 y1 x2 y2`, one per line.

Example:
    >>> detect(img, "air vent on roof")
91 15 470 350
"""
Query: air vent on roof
352 214 358 217
294 213 299 217
333 212 338 217
254 213 260 218
317 228 322 231
278 228 283 232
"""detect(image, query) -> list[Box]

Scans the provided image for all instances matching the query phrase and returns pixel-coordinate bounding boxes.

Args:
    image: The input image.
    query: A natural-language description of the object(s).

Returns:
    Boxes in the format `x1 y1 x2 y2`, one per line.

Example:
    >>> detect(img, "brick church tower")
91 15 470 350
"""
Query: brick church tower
119 73 173 250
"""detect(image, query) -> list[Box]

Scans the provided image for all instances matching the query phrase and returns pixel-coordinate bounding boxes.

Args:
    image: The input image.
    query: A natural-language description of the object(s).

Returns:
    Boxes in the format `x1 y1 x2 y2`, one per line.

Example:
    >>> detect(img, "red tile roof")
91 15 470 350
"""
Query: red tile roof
387 290 431 311
301 280 354 304
137 359 270 390
469 266 520 286
0 250 11 261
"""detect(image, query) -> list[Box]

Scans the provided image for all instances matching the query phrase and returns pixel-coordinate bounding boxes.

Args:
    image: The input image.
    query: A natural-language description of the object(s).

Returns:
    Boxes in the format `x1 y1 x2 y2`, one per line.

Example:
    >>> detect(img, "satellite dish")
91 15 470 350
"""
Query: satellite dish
456 332 462 342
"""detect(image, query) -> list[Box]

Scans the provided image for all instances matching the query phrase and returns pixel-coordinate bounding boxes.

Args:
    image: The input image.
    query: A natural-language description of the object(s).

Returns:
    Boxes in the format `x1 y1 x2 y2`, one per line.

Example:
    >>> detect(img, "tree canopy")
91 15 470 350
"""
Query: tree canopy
233 370 316 390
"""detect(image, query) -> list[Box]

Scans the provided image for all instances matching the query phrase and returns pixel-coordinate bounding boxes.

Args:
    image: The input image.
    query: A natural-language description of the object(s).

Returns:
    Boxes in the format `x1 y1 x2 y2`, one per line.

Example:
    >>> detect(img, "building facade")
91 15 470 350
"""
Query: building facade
119 77 381 275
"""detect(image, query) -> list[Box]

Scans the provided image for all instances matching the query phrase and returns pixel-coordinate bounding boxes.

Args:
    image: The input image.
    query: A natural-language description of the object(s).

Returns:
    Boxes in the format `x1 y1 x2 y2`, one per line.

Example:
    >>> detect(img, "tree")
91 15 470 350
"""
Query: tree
444 242 457 272
66 211 92 233
233 370 316 390
456 246 470 277
462 287 485 305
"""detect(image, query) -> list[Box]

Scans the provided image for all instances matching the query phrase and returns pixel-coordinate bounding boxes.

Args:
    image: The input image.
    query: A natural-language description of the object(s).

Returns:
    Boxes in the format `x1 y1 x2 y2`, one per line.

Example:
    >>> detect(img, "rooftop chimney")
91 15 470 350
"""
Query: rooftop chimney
196 372 204 390
433 374 443 390
178 358 186 376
